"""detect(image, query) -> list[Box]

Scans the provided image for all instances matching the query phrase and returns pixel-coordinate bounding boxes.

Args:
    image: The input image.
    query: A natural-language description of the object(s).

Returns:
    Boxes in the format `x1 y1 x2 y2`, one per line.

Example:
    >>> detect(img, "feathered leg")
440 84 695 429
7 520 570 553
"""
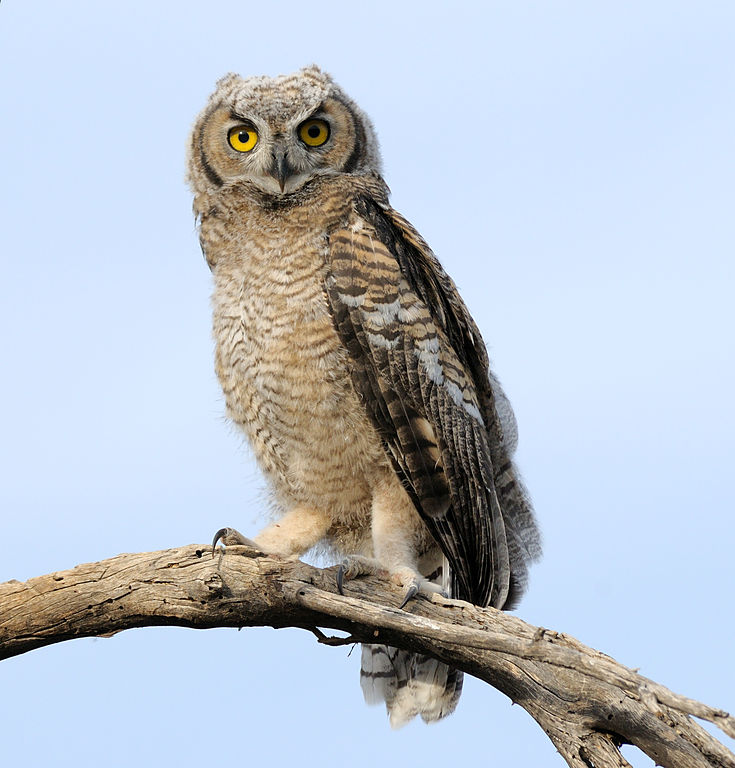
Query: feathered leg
212 505 332 558
336 470 444 605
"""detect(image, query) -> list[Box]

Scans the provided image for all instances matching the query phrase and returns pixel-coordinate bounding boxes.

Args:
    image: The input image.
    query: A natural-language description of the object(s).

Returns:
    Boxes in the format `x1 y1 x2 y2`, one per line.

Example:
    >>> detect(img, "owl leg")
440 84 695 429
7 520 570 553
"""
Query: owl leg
337 472 445 607
212 505 332 559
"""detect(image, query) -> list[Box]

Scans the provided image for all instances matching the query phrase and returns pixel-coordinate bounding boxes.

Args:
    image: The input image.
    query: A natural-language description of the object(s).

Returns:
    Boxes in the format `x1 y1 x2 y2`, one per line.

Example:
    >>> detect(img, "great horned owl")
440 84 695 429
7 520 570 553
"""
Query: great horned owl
187 65 541 727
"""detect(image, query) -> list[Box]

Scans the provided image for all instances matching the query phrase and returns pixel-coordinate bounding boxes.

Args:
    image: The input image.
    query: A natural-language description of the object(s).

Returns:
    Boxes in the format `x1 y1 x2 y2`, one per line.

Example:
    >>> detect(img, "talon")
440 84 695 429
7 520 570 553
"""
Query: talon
399 582 420 609
212 527 230 557
211 527 258 557
334 554 385 595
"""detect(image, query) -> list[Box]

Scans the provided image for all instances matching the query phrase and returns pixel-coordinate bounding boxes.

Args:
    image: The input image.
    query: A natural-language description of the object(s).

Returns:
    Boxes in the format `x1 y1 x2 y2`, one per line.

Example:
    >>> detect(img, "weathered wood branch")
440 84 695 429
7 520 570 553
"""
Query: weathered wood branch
1 544 733 768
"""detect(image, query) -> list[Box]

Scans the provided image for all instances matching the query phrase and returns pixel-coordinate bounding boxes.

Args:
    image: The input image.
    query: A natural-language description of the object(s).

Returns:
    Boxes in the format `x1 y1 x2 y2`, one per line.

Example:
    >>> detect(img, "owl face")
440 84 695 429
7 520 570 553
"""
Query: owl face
189 66 381 197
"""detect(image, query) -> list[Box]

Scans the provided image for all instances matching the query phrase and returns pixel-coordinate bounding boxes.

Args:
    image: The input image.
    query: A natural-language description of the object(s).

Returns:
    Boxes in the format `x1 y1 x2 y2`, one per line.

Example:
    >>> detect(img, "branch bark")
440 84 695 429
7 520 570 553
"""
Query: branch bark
1 544 732 768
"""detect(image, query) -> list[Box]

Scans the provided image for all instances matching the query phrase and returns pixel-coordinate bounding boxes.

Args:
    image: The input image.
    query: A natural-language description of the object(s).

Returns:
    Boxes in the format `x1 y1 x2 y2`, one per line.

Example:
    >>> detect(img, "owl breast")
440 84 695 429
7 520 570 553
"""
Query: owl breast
209 200 388 528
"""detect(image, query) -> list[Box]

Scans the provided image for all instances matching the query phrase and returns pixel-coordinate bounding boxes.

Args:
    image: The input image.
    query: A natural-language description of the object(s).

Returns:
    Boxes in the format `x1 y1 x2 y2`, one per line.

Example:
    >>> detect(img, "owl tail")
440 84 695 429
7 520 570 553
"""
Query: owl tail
359 553 462 728
360 644 463 727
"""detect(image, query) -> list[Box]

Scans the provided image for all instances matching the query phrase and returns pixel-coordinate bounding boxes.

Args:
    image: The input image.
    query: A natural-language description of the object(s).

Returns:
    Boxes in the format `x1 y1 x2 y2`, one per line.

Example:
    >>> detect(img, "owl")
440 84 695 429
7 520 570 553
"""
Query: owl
187 65 541 727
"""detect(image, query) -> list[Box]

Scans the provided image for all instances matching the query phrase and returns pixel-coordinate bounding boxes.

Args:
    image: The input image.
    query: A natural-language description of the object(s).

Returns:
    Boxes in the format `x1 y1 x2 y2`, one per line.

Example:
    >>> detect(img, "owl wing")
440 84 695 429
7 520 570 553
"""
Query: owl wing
326 194 540 608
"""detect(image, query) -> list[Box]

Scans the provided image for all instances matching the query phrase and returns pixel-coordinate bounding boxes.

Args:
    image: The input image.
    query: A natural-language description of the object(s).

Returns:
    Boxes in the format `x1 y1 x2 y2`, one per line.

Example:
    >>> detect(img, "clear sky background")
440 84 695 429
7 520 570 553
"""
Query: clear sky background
1 2 733 766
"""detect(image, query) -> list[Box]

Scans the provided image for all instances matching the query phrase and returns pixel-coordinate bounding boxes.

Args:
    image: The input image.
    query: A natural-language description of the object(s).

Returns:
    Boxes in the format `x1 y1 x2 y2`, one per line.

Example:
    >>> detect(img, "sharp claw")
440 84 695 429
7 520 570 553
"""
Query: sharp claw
212 527 230 557
399 582 420 609
336 564 346 596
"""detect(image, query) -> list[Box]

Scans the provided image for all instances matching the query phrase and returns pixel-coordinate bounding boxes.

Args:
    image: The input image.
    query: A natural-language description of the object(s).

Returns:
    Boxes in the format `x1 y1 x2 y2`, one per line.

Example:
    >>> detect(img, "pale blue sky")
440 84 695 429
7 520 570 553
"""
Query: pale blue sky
1 2 733 766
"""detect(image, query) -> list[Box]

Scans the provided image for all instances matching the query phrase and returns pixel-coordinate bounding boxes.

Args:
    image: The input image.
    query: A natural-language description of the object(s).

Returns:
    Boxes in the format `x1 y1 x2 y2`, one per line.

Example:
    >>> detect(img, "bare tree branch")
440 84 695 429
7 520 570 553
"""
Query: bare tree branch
1 544 733 768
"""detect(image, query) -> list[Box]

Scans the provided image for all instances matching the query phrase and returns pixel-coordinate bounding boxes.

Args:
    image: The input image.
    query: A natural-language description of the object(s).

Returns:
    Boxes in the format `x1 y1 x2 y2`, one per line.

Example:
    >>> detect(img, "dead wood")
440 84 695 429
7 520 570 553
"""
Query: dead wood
1 543 732 768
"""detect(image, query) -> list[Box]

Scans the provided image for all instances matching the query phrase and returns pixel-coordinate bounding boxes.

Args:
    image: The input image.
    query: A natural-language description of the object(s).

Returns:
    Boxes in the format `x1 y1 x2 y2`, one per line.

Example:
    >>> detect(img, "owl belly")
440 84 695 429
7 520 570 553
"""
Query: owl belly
212 249 388 521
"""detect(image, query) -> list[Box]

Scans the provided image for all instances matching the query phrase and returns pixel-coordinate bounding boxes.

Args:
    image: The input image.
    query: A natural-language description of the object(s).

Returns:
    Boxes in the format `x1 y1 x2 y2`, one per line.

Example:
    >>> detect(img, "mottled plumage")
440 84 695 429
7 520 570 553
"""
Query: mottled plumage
187 65 541 727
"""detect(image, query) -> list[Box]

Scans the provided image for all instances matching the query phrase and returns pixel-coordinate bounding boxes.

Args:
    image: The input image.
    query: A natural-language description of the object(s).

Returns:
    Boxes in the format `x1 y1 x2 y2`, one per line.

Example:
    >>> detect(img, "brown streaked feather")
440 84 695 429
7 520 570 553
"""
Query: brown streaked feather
326 198 540 607
371 199 542 602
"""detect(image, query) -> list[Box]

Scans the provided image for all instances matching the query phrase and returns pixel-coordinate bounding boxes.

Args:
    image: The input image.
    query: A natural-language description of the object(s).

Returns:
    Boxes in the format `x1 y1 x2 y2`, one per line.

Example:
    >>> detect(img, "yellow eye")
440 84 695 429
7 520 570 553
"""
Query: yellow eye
299 119 330 147
228 125 258 152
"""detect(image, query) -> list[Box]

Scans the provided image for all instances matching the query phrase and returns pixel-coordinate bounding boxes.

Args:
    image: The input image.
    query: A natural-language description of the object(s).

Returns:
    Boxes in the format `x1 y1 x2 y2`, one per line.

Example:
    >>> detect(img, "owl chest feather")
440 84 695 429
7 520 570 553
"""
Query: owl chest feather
209 198 386 509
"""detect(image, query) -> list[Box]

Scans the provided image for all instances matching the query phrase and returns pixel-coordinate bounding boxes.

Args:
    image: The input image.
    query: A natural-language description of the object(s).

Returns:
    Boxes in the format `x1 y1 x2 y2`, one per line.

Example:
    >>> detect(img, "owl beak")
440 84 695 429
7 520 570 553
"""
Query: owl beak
269 147 296 193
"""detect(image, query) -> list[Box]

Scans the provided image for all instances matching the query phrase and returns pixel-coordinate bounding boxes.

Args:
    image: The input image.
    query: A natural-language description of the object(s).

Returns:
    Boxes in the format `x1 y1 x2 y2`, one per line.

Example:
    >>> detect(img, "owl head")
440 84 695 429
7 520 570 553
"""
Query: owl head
187 65 382 197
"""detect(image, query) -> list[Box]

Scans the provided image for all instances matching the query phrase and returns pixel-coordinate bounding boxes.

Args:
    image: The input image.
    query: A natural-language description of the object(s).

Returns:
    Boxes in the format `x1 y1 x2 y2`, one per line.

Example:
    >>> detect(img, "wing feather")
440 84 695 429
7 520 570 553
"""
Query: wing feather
326 196 540 607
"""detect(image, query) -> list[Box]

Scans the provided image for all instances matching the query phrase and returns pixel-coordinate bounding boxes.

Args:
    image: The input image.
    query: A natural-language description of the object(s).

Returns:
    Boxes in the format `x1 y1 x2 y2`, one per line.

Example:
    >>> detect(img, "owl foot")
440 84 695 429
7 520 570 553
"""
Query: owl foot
211 527 261 556
390 567 447 608
336 555 387 596
400 580 449 607
398 580 448 607
336 558 445 609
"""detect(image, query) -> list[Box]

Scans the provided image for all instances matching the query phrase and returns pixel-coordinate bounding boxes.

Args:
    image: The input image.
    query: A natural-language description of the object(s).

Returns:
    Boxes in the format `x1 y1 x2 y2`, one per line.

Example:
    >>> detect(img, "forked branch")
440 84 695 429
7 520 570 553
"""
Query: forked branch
1 544 732 768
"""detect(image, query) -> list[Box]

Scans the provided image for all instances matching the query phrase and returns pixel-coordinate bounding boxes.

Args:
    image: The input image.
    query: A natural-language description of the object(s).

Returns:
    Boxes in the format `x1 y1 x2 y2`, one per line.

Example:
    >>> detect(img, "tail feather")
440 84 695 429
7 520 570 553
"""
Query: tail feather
359 553 462 728
360 644 463 728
